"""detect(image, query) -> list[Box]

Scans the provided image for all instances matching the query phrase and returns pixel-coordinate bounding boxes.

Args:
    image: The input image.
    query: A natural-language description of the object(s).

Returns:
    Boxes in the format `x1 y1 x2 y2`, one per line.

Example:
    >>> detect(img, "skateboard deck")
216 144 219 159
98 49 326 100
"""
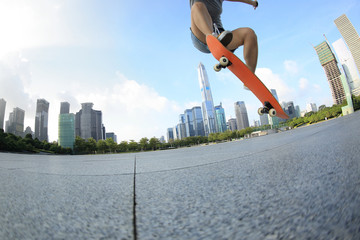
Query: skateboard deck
206 35 289 119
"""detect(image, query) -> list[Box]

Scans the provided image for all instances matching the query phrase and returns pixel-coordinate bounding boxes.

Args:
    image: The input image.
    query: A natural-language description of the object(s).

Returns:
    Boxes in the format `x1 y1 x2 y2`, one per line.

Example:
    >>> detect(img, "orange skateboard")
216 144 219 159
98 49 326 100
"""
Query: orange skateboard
206 35 289 119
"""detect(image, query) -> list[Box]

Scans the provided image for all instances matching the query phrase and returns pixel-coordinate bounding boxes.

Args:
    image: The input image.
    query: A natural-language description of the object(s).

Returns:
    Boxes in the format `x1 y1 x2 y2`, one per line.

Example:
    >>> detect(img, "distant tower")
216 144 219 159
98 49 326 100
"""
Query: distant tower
5 107 25 137
314 41 346 105
184 109 195 137
35 99 50 142
228 118 237 131
166 128 174 142
282 101 296 119
269 89 280 126
58 102 75 149
0 98 6 130
214 103 227 132
198 62 217 136
192 106 205 136
75 103 103 141
334 14 360 76
234 101 249 130
332 38 360 96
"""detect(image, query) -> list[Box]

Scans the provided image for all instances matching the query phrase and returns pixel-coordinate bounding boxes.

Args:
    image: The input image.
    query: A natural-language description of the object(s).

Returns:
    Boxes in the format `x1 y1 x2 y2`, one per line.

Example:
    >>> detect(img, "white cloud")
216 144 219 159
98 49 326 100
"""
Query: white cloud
299 78 309 90
284 60 299 75
255 68 294 102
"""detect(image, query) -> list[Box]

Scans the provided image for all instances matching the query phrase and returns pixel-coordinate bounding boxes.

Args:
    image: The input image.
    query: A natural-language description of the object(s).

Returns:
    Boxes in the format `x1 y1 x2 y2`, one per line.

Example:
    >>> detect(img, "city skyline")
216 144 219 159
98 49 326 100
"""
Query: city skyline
0 1 359 142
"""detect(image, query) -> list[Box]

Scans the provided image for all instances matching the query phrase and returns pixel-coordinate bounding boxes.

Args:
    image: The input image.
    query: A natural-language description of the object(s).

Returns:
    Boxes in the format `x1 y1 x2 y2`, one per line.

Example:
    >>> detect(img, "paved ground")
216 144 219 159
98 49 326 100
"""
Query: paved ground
1 111 360 239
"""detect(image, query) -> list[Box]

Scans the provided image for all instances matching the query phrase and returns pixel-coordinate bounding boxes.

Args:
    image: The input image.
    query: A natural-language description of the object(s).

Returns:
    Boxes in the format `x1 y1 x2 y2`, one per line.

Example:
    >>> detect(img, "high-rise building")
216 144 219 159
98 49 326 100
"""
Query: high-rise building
75 103 103 141
332 38 360 96
282 101 297 119
259 114 269 126
234 101 249 130
184 109 195 137
178 114 187 139
198 62 217 136
192 106 205 136
268 89 280 126
5 107 25 137
306 103 318 113
58 102 75 149
0 98 6 130
60 102 70 114
106 132 117 143
166 128 174 142
228 118 237 131
334 14 360 77
35 99 50 142
314 41 346 105
214 103 227 132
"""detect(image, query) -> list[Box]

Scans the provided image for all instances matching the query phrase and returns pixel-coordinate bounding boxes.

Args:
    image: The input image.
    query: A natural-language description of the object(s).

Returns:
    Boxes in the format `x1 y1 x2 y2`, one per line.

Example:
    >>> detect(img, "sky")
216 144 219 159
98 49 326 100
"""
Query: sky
0 0 359 142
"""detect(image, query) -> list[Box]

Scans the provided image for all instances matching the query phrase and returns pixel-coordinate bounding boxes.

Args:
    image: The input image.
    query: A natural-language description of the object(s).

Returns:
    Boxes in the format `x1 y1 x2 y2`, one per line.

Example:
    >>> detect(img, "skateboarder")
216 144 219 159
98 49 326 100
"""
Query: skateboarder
190 0 259 73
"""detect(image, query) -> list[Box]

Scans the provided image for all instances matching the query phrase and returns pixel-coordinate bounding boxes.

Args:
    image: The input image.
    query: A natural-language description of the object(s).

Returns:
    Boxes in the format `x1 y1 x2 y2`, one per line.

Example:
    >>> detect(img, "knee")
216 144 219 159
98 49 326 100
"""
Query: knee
245 28 257 41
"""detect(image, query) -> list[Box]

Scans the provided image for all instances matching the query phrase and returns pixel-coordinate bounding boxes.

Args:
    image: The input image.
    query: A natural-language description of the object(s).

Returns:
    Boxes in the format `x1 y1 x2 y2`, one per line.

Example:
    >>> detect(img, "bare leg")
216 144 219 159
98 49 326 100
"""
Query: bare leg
190 2 213 44
227 27 258 73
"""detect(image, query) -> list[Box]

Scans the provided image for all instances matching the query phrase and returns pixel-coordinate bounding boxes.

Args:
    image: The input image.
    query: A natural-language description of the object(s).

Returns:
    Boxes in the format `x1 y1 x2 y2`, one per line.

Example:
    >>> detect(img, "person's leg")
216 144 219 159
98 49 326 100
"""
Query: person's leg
227 27 258 73
190 2 213 44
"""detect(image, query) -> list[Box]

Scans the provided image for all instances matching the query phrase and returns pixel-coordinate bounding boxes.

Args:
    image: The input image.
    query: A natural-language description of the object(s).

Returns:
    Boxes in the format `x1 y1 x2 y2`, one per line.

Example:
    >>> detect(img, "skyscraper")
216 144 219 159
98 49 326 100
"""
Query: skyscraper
75 103 103 141
178 114 187 139
234 101 249 130
35 99 49 142
0 98 6 130
282 101 296 119
269 89 280 126
228 118 237 131
166 128 174 142
332 38 360 96
198 62 217 136
5 107 25 137
184 109 195 137
192 106 205 136
314 41 345 105
334 14 360 76
58 102 75 149
214 103 227 132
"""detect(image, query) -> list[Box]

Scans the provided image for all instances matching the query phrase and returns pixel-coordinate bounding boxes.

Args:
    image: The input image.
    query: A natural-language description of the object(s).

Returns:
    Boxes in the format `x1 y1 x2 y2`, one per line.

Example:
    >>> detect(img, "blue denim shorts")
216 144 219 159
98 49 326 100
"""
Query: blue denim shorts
190 28 211 54
190 28 237 54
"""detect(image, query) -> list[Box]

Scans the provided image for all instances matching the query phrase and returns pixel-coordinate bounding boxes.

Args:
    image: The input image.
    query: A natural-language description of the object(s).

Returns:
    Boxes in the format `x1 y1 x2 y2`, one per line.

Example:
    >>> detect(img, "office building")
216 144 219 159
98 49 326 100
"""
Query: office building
167 128 174 142
184 109 195 137
314 41 345 105
58 102 75 149
260 114 269 126
334 14 360 76
269 89 280 126
332 38 360 96
282 101 297 119
215 103 227 132
106 132 117 143
0 98 6 130
5 107 25 137
306 103 318 113
75 103 103 141
234 101 249 130
35 99 49 142
198 62 217 135
228 118 237 131
192 106 205 136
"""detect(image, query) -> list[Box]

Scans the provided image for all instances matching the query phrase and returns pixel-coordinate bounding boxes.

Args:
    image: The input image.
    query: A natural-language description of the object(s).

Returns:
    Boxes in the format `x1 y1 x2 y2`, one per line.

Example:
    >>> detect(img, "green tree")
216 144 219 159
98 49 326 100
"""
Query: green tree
139 137 149 151
97 140 108 154
118 141 129 152
74 136 86 154
149 137 160 151
86 138 97 154
106 138 117 153
128 140 138 152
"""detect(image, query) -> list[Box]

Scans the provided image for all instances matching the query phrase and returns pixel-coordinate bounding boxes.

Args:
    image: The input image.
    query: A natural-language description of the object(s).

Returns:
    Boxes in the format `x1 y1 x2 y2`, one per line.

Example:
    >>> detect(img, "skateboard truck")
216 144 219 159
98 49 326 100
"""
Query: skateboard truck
214 56 232 72
258 101 277 117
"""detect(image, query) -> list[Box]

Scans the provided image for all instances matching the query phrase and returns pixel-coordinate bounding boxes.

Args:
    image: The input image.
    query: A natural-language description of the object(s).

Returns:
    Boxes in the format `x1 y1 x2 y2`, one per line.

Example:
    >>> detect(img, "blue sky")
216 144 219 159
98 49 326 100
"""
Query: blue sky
0 0 359 142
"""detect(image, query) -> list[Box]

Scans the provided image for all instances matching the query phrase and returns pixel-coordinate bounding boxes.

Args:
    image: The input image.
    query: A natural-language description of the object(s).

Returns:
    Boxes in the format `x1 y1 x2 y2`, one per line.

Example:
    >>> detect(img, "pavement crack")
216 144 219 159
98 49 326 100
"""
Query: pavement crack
132 155 138 240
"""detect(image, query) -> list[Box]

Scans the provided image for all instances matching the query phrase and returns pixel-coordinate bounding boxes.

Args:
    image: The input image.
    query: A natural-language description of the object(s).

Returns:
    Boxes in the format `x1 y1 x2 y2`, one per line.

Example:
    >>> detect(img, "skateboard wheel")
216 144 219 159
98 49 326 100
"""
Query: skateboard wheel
269 108 277 117
219 57 229 67
214 64 221 72
258 107 264 116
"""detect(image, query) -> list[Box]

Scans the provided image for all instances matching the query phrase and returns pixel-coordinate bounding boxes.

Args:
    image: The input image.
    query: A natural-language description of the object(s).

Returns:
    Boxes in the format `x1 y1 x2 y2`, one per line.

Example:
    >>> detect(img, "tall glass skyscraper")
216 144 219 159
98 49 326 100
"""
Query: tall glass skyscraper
215 103 227 133
334 14 360 77
192 106 205 136
0 98 6 130
184 109 195 137
234 101 249 130
269 89 280 126
198 62 217 136
58 102 75 149
332 38 360 96
35 99 49 142
314 41 346 105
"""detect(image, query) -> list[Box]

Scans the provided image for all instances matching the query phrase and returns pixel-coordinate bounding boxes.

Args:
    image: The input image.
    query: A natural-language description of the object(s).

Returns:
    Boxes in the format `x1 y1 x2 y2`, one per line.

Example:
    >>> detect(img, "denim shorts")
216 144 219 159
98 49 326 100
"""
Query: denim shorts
190 28 237 54
190 28 211 54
